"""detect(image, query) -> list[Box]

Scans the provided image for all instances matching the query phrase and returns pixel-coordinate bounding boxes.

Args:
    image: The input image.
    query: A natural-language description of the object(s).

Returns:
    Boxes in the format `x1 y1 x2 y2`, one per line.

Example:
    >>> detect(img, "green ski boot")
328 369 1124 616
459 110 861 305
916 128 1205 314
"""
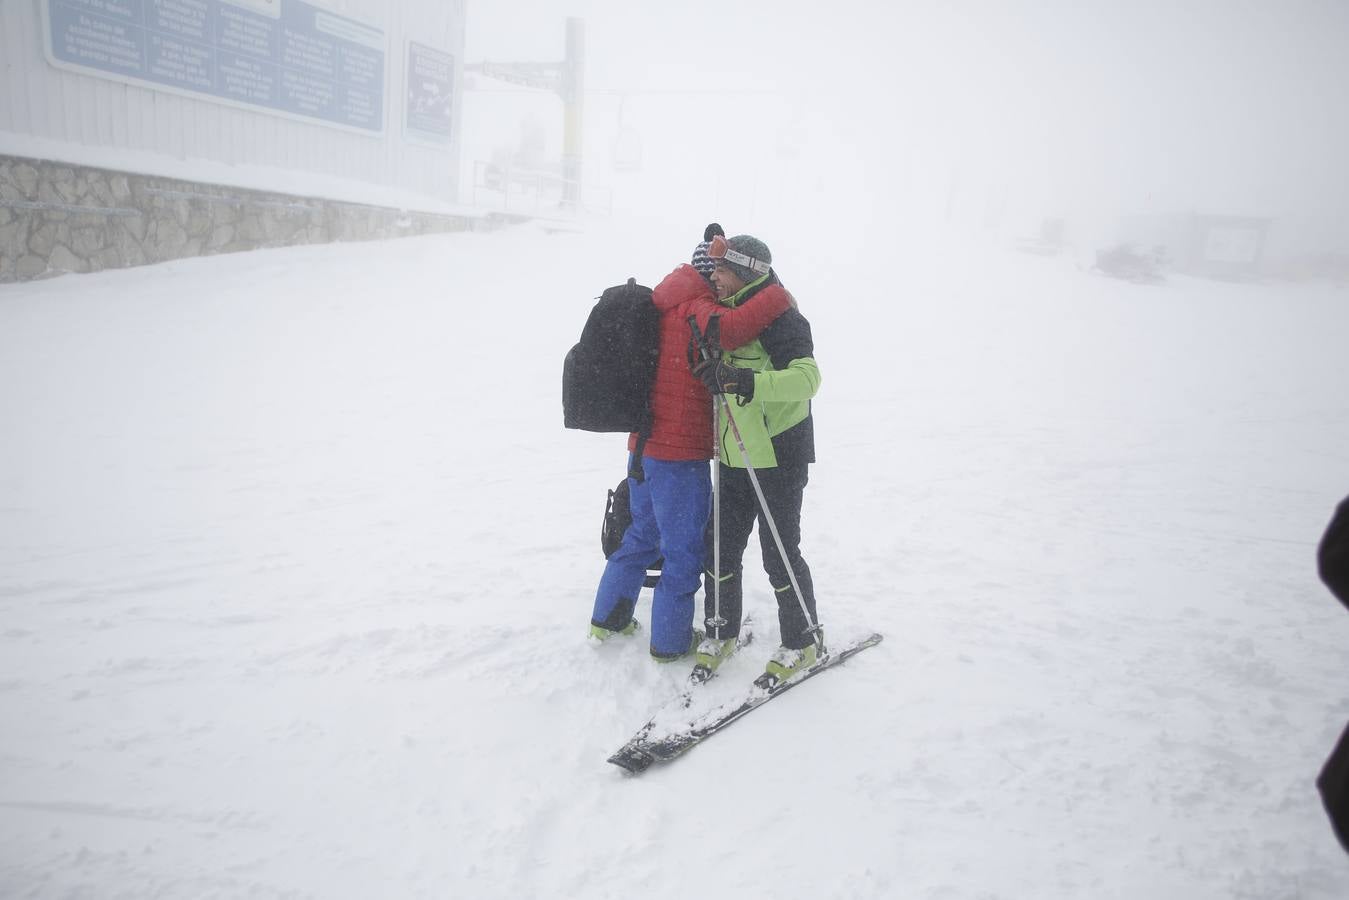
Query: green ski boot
690 634 738 683
755 642 819 689
651 629 702 663
588 619 639 643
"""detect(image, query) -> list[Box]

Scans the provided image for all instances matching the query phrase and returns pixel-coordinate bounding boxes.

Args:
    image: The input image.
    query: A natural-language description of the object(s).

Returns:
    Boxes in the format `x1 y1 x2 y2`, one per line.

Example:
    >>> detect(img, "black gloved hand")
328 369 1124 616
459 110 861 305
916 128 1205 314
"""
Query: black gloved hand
693 357 755 403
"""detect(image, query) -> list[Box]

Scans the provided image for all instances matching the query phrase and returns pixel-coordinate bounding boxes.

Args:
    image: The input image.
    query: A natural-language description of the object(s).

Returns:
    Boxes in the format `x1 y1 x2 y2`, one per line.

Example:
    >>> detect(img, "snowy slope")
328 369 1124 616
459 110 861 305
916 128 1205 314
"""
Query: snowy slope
1 220 1347 899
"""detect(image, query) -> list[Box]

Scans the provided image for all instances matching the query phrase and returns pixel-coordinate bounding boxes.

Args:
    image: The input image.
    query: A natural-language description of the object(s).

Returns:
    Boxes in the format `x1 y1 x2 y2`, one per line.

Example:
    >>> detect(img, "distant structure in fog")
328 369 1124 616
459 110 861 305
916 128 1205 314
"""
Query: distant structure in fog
0 0 472 283
1116 213 1273 281
464 17 587 211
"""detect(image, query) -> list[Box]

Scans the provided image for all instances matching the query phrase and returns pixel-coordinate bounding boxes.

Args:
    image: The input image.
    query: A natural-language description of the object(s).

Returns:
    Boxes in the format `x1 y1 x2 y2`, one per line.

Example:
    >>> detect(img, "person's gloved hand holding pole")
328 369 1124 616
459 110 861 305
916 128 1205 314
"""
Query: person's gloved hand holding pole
693 357 755 404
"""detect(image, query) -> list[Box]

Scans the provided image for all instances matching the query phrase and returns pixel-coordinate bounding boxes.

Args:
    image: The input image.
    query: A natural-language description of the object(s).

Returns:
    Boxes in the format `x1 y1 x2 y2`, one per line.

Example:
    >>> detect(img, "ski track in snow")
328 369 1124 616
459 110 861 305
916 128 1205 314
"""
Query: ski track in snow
1 223 1347 898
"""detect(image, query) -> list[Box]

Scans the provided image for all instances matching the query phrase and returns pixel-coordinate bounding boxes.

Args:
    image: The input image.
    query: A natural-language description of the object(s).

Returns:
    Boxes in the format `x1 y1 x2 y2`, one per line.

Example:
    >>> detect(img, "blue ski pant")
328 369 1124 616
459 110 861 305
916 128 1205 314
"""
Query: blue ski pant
591 456 710 658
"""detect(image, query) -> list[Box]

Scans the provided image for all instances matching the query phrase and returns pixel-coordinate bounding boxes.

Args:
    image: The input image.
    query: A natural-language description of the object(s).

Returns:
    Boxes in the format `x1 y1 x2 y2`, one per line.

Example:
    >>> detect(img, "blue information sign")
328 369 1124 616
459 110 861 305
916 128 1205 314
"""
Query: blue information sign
404 41 453 144
43 0 385 133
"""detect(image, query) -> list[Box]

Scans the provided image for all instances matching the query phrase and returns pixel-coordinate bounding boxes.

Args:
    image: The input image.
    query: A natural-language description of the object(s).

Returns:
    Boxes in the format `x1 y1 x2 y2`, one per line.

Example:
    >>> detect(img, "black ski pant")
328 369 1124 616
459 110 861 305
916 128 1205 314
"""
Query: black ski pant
702 461 817 650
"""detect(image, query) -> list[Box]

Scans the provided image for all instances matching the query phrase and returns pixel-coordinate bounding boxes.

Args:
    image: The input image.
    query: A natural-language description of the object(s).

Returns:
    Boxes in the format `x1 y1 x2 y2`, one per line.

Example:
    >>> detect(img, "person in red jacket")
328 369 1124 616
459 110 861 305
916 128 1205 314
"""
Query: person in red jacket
590 225 790 660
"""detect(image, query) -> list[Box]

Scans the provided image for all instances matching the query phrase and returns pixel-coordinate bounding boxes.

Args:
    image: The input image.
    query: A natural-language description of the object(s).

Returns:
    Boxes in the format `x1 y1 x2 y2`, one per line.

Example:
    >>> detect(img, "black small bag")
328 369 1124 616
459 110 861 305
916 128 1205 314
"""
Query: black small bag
602 479 633 559
602 477 661 588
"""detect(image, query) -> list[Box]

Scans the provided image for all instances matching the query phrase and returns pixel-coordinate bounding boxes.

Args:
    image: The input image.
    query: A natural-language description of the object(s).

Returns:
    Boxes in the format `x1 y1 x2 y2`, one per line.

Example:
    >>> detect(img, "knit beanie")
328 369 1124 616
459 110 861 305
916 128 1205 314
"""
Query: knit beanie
691 222 724 282
720 234 772 284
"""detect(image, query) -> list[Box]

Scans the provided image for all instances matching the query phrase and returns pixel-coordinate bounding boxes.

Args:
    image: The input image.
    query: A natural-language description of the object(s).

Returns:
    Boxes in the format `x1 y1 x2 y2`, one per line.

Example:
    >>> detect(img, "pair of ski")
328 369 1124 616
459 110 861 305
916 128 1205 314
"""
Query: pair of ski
607 629 884 774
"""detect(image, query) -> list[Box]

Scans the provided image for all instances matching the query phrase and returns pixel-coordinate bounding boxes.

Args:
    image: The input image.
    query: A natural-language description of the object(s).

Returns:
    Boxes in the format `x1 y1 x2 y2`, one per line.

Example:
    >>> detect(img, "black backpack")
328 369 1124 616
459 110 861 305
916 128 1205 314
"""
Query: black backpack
562 278 659 436
566 278 662 585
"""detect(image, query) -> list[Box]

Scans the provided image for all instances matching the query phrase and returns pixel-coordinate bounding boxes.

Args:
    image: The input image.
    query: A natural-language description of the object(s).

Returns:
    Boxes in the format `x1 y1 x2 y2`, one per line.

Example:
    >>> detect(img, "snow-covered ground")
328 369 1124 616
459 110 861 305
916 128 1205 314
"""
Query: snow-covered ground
2 219 1347 898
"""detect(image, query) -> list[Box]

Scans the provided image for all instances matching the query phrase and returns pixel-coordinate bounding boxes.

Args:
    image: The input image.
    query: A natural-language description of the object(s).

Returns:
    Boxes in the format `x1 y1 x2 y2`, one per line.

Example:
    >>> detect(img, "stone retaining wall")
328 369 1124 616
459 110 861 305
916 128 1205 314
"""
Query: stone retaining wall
0 155 484 283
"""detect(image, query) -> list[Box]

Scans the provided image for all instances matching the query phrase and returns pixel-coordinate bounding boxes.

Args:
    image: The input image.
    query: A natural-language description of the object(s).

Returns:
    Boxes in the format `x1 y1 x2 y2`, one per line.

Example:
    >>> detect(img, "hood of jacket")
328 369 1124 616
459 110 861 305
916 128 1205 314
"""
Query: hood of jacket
652 263 714 312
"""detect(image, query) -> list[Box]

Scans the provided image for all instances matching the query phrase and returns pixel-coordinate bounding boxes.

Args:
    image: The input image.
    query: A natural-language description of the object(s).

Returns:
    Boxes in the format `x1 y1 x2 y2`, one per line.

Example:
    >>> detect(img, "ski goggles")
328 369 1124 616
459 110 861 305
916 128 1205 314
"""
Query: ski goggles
707 234 771 276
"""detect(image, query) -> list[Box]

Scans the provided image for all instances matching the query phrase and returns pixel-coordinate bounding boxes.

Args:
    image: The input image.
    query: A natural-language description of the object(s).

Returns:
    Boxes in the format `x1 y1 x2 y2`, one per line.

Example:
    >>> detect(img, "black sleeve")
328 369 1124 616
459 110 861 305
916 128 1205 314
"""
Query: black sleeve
757 308 814 371
1319 497 1349 611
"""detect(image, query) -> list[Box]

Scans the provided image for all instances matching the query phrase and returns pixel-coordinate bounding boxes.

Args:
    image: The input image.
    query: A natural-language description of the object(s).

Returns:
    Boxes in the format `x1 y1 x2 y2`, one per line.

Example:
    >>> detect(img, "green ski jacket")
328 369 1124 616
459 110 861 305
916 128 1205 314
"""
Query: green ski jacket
715 274 820 469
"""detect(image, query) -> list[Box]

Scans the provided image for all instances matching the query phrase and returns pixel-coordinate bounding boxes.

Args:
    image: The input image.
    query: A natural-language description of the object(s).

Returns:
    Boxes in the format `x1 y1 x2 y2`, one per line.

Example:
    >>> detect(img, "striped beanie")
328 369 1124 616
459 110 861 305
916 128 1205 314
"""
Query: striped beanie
692 222 725 281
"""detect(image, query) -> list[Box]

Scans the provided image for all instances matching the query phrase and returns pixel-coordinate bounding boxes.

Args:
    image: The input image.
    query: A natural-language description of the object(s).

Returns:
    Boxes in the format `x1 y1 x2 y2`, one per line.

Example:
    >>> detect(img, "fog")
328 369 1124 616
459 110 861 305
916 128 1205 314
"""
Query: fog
4 4 1348 894
465 0 1349 265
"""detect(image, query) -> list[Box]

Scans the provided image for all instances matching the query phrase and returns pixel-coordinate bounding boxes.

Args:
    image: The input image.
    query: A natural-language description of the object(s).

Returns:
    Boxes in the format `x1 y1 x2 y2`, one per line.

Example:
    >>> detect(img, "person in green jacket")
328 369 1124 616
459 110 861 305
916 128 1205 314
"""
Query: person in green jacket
691 233 823 687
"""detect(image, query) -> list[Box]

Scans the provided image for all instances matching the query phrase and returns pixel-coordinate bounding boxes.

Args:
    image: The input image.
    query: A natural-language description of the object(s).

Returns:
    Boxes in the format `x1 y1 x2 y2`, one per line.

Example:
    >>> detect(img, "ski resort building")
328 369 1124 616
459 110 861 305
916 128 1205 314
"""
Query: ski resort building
1 0 473 283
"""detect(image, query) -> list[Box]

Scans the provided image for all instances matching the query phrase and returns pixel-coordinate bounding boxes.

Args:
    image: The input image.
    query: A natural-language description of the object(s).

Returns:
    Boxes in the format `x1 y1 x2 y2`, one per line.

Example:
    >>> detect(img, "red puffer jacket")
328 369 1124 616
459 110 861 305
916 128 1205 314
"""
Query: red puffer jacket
629 264 790 460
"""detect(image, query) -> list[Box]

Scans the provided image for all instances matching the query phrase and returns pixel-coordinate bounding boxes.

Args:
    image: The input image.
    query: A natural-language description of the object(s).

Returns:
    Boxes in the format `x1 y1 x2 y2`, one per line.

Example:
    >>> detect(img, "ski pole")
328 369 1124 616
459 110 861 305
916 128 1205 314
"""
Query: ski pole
687 316 824 653
697 316 727 633
710 343 725 631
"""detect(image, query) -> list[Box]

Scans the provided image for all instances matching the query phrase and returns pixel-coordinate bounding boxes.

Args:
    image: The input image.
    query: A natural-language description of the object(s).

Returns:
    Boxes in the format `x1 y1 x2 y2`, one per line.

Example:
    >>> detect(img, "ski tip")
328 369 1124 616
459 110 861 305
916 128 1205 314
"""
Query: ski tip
607 746 656 774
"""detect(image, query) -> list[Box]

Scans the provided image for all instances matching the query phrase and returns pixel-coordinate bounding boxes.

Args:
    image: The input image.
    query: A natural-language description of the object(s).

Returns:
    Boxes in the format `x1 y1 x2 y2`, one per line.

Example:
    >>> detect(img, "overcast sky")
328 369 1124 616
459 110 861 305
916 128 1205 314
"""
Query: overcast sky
466 0 1349 251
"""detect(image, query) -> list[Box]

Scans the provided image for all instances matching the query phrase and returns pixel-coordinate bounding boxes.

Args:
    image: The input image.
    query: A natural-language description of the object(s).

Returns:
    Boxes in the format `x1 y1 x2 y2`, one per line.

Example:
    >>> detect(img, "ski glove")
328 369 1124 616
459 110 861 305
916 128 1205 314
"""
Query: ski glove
693 357 755 404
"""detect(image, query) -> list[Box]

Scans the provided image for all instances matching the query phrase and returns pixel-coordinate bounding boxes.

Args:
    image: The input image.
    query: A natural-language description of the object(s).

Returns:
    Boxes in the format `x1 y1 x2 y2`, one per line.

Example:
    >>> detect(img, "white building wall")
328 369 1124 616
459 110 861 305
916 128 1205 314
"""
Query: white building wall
0 0 466 209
